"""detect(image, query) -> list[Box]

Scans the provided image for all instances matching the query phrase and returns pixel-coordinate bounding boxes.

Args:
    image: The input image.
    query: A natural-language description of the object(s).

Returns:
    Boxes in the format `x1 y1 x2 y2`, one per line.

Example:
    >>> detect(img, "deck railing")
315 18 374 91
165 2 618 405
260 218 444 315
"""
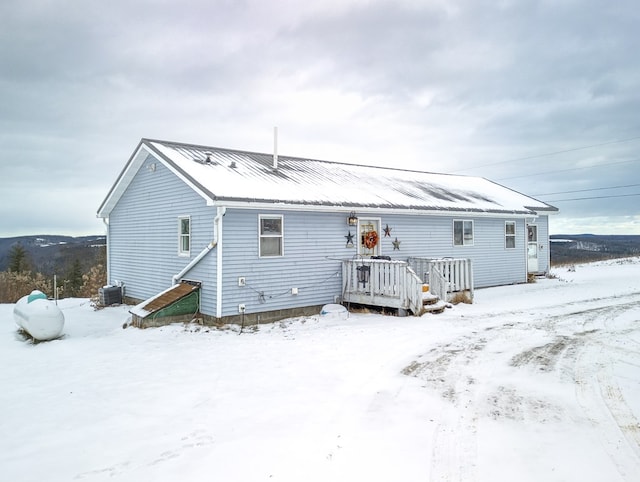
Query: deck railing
428 267 447 303
342 259 424 315
407 257 474 303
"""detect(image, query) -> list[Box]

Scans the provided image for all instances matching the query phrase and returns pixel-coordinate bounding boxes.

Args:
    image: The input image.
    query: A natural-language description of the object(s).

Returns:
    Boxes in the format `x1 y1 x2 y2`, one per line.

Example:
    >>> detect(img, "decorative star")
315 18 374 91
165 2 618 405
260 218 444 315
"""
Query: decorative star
392 237 401 250
383 224 392 237
345 230 354 246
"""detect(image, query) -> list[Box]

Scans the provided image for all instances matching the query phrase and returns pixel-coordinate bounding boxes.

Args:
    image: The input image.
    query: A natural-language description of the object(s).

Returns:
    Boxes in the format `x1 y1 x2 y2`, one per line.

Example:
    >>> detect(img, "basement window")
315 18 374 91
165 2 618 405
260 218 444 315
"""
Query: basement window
178 216 191 256
259 215 283 257
505 221 516 249
453 220 474 246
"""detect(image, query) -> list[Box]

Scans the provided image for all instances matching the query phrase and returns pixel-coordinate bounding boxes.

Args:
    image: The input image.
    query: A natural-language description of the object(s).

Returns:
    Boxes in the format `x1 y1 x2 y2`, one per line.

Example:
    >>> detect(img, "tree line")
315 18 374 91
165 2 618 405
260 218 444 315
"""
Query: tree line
0 242 106 303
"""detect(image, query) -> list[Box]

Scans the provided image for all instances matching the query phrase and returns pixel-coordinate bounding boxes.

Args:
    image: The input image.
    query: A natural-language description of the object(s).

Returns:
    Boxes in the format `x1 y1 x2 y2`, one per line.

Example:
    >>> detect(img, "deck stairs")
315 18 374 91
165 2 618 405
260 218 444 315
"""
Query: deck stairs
421 285 450 314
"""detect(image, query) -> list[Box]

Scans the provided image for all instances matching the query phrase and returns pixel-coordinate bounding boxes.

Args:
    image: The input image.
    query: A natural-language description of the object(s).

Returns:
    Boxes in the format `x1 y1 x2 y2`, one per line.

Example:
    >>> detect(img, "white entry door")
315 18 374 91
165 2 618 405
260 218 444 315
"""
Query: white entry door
527 224 539 273
358 218 381 257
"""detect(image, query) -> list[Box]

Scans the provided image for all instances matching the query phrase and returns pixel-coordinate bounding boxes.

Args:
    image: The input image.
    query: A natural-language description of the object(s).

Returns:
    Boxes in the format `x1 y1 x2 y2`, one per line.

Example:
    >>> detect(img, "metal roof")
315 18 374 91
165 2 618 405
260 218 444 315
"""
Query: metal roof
98 138 558 218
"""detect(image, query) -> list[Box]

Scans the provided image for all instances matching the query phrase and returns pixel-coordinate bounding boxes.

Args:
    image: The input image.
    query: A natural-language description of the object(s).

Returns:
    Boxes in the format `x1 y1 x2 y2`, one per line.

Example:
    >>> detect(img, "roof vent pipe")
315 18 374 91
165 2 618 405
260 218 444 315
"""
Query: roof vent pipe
273 126 278 170
204 151 213 164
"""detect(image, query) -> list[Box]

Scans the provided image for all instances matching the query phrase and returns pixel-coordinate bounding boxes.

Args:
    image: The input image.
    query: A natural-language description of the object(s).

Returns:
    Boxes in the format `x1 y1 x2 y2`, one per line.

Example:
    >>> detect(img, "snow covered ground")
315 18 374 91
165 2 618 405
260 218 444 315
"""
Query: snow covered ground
1 258 639 482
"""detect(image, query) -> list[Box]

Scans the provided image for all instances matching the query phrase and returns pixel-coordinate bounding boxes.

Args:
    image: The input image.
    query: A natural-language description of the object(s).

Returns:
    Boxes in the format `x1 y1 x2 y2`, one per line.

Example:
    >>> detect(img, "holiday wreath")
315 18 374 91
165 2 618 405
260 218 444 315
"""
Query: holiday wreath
363 230 379 249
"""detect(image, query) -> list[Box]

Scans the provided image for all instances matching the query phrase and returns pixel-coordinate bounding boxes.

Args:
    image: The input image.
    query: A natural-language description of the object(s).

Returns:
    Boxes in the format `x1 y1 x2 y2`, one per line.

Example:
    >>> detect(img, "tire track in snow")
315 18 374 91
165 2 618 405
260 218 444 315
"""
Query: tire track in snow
404 291 640 480
403 335 485 481
470 292 640 331
540 299 640 480
574 342 640 481
513 296 640 477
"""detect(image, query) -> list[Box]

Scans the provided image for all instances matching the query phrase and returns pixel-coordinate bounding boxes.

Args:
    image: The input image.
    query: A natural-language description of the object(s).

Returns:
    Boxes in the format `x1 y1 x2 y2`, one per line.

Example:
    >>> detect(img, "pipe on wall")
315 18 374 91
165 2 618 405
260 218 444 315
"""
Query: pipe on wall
172 206 226 285
102 217 110 286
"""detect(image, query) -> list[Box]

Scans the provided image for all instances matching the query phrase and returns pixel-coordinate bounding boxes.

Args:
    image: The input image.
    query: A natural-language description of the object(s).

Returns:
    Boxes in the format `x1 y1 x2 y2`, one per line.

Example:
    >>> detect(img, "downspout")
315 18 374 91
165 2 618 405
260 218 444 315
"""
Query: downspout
215 207 225 319
524 218 528 280
172 206 226 285
102 217 110 285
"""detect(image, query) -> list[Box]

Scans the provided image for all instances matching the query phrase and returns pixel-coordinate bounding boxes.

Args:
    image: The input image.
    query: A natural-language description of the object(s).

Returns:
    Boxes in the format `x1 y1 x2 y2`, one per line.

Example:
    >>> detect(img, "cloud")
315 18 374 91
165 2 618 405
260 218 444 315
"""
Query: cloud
1 0 639 236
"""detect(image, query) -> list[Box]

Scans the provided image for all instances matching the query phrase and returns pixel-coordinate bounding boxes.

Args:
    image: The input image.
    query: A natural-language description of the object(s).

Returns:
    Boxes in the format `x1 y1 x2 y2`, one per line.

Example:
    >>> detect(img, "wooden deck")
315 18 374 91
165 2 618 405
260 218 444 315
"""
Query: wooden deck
342 257 474 316
408 257 474 302
342 259 424 315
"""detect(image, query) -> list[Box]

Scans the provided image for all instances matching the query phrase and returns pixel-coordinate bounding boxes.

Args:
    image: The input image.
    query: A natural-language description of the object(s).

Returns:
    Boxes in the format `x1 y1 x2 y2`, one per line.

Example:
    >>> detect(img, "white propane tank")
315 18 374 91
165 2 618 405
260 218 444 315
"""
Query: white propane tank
13 290 65 341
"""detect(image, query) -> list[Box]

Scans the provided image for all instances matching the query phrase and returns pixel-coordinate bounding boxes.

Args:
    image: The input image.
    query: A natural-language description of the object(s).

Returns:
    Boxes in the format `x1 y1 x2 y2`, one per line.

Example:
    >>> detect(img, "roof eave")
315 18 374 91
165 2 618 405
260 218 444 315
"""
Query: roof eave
524 204 560 214
97 140 148 218
212 198 538 217
97 139 218 219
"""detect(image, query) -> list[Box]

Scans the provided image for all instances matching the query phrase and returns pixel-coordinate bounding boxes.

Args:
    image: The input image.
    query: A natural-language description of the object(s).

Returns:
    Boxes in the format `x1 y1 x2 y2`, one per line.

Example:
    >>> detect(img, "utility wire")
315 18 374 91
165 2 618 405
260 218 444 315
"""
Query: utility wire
496 158 639 181
544 193 640 202
452 135 640 173
533 183 640 197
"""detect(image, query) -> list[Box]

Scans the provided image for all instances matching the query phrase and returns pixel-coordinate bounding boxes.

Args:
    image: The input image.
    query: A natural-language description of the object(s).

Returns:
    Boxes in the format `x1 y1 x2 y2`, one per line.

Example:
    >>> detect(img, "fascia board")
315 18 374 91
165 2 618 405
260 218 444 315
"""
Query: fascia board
97 141 216 219
97 142 149 218
525 205 559 214
213 200 536 218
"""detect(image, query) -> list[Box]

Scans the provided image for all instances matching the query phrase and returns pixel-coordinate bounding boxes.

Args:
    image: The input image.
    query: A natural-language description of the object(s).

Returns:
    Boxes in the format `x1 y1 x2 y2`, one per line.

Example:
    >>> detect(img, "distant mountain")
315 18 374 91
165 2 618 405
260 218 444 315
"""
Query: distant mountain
3 233 637 273
550 234 640 265
0 235 105 275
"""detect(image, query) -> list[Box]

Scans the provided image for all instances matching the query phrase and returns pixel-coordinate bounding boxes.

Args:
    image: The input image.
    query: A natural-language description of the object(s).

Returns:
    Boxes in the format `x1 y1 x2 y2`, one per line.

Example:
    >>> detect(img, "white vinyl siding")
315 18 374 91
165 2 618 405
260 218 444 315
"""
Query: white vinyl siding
108 155 218 317
259 215 283 257
505 221 516 249
178 216 191 256
453 220 474 246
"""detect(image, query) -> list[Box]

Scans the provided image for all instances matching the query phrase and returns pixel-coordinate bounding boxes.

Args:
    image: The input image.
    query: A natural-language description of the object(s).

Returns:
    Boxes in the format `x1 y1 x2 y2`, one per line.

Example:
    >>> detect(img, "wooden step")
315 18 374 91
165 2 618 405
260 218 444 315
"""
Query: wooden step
423 299 449 314
422 292 440 305
421 290 452 314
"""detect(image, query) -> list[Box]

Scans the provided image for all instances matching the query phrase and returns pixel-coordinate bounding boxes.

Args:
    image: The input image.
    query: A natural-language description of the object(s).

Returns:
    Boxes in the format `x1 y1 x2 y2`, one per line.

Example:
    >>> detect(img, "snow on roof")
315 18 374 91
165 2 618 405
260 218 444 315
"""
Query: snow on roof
101 138 558 217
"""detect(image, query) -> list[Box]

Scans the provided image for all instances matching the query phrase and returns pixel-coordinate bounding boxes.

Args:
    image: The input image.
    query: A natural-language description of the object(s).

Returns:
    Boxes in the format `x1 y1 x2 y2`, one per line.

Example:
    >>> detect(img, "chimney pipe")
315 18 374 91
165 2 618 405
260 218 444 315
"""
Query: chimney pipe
273 126 278 170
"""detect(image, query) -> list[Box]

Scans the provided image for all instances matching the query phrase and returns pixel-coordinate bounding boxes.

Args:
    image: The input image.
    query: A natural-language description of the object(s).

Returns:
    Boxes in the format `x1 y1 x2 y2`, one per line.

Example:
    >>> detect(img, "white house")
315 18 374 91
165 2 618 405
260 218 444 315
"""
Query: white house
97 138 558 325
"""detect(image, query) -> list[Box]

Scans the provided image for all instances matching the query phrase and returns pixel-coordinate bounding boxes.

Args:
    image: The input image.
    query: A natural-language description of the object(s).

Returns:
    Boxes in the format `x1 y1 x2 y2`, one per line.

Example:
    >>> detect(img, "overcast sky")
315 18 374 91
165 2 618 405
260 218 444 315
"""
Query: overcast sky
2 0 639 237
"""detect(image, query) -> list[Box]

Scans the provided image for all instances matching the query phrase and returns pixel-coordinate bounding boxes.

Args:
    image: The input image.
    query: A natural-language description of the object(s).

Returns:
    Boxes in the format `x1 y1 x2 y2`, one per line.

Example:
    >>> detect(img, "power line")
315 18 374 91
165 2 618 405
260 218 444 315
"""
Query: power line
452 135 640 173
496 158 639 181
544 193 640 202
533 183 640 197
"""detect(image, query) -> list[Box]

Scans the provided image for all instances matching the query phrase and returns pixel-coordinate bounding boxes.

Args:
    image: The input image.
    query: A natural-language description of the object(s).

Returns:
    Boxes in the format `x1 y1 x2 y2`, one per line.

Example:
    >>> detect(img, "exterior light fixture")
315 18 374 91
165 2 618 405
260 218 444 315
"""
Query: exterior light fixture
347 211 358 226
356 264 370 288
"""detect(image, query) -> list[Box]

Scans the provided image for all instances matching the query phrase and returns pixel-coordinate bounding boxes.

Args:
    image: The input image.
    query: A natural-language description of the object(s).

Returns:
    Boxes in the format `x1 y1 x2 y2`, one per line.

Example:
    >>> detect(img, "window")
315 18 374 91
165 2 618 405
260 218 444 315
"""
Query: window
505 221 516 249
453 220 473 246
259 215 283 257
178 216 190 256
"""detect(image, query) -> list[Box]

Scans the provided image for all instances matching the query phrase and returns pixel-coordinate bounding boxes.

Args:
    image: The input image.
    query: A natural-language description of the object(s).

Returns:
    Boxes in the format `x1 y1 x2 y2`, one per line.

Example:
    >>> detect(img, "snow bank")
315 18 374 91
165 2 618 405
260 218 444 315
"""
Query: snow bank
1 258 639 481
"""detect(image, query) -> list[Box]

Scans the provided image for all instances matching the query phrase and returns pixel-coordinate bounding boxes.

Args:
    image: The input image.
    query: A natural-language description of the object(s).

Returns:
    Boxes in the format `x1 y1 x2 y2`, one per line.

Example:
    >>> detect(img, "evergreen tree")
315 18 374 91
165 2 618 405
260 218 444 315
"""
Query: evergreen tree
65 258 84 297
8 243 30 273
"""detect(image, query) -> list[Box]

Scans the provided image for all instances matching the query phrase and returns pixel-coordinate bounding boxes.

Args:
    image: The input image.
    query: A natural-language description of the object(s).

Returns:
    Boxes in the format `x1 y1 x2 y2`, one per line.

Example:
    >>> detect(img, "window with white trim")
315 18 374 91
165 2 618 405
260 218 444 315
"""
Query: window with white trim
505 221 516 249
259 215 283 257
453 220 473 246
178 216 191 256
